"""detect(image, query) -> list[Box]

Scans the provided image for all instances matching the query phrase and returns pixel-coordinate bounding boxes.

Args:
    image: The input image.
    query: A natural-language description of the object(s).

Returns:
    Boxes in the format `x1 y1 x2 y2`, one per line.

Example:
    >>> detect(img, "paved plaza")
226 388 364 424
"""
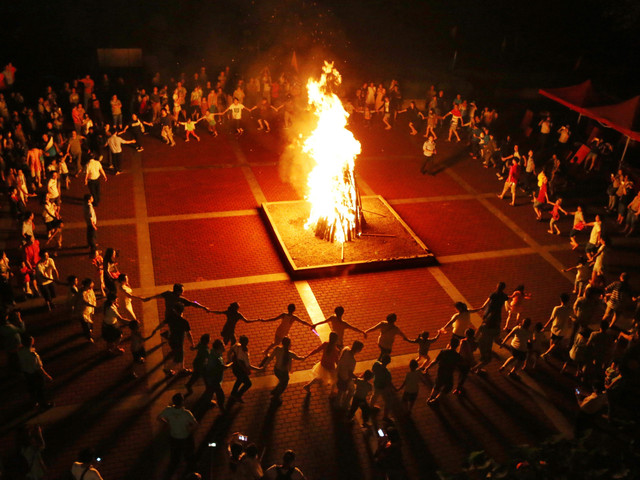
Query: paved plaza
1 122 637 479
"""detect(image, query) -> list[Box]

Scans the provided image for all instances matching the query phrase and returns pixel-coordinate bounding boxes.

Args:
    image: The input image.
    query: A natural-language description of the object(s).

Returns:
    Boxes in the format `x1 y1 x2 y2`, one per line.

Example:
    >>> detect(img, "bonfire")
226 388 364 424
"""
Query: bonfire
303 61 364 243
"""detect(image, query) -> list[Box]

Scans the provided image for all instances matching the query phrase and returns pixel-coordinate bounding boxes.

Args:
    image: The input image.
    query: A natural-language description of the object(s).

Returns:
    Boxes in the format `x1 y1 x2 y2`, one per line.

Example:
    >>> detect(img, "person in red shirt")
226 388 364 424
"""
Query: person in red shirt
78 75 94 109
498 159 520 206
533 171 549 220
548 198 568 235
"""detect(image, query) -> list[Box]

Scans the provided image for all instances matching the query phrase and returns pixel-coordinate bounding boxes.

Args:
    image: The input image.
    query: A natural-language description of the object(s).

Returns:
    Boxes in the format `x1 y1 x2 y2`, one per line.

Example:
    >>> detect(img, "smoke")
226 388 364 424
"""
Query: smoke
277 109 316 197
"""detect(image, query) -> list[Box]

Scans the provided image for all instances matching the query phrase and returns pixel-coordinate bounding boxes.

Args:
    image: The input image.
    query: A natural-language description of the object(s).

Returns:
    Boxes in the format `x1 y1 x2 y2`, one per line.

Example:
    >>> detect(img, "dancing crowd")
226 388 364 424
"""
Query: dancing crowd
0 61 639 480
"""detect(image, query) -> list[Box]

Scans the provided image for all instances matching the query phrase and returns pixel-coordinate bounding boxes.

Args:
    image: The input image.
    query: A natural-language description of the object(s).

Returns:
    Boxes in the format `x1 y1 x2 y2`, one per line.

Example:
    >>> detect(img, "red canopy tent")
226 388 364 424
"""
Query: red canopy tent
538 80 607 115
540 81 640 161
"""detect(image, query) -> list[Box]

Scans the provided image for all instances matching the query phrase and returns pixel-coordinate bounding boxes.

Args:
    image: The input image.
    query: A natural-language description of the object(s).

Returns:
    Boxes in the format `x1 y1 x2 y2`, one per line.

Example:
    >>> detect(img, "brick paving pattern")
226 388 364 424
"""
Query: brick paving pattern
1 119 637 480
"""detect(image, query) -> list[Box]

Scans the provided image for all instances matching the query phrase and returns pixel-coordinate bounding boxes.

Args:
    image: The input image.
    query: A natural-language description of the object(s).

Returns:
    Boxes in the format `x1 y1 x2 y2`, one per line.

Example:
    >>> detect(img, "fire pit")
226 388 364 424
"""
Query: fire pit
265 62 435 278
261 195 436 279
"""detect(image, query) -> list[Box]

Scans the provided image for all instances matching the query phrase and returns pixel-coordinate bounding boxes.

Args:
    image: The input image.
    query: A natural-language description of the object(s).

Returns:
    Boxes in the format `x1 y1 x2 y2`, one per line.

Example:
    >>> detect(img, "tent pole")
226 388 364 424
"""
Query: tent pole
620 136 630 168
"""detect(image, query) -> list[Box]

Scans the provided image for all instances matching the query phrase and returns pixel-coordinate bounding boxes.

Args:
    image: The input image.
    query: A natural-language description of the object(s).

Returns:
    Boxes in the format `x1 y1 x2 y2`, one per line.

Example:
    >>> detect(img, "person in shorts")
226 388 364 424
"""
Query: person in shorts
499 317 533 378
396 359 427 413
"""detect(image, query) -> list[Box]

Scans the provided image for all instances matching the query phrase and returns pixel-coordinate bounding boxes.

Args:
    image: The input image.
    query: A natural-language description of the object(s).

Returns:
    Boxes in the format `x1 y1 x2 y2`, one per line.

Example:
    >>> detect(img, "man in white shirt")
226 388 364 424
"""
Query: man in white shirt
47 171 61 205
223 98 255 135
36 251 58 310
84 156 107 206
105 131 134 174
157 393 198 470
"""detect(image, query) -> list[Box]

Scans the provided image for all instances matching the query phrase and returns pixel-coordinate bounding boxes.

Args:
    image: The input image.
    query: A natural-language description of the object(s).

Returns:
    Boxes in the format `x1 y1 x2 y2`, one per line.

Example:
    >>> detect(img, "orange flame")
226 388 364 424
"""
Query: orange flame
304 62 361 243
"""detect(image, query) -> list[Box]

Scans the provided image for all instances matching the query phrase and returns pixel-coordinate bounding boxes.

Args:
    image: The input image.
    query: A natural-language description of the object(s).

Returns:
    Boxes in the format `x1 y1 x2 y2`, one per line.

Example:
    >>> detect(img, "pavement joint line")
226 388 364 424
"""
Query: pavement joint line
445 169 575 283
231 141 268 205
357 177 376 196
131 273 291 296
437 244 571 264
130 151 167 430
294 280 331 341
389 193 495 205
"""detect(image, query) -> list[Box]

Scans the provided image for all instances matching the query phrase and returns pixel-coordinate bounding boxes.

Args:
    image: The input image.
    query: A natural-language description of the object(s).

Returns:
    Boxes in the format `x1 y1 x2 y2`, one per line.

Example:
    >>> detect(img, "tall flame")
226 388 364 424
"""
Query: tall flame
304 62 362 243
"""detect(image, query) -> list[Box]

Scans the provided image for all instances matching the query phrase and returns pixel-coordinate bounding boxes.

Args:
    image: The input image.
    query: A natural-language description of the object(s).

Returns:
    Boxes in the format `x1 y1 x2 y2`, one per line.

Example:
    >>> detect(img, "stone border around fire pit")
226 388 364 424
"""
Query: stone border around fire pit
261 195 437 279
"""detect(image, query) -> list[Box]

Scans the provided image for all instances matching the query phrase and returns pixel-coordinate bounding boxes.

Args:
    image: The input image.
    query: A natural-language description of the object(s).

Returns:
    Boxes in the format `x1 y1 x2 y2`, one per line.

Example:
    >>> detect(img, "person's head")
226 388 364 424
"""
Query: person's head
449 337 460 350
560 292 570 305
117 273 128 284
386 313 397 324
68 275 78 286
40 250 49 261
129 319 140 331
328 331 338 345
104 248 116 262
199 333 210 345
244 443 259 458
287 303 296 314
465 327 475 339
229 302 240 312
334 306 344 316
522 318 532 329
282 450 296 468
497 282 506 292
105 292 117 307
82 278 94 289
239 335 249 347
172 283 184 295
454 301 468 312
172 392 184 407
352 340 364 353
23 334 35 348
362 369 373 381
409 359 419 371
212 339 224 353
380 354 391 365
556 198 563 206
515 285 525 293
577 256 586 265
282 336 291 349
420 331 429 340
78 448 96 465
620 272 628 283
233 97 239 104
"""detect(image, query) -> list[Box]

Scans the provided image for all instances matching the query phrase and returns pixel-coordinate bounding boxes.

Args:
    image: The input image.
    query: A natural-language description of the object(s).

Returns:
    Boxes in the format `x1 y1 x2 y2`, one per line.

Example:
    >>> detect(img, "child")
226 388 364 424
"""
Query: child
185 333 211 394
500 317 533 378
91 250 106 297
411 330 440 371
457 328 477 385
179 117 204 142
396 359 428 413
18 261 36 298
129 319 154 378
568 206 586 250
548 198 568 235
563 256 591 297
504 285 532 331
348 370 373 426
525 322 546 369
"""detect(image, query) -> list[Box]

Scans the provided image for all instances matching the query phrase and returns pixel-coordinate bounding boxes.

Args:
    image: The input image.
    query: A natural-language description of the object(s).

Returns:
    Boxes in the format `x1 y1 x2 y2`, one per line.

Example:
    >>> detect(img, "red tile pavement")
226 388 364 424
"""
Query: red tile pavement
149 216 284 285
144 168 257 216
141 127 237 168
355 124 424 157
393 199 527 256
439 254 574 324
357 157 467 199
60 171 136 221
450 155 507 193
486 197 571 247
251 165 303 202
308 268 455 362
237 129 285 162
53 224 140 288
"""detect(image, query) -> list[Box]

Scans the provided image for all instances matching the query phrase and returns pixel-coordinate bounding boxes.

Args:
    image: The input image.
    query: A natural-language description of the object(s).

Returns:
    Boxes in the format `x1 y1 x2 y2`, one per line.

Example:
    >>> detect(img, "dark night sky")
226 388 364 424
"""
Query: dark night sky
1 0 639 96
